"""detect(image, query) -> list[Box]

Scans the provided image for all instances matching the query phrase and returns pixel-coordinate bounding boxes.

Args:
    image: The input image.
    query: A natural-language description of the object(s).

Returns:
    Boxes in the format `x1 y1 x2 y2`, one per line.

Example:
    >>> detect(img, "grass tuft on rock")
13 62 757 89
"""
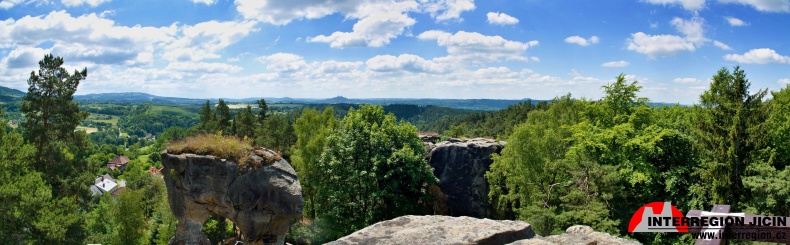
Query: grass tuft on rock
166 134 253 164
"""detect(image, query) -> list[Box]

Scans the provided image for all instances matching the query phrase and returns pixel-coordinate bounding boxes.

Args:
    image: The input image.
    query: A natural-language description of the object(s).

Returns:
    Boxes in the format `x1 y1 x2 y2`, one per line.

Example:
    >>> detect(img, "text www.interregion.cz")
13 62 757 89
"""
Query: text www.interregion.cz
690 230 787 240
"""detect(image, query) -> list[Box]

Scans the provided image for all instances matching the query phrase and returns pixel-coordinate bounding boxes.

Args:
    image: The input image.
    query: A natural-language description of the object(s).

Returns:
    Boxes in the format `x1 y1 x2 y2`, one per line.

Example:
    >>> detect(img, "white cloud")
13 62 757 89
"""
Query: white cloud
779 78 790 84
565 35 599 46
256 53 363 79
0 0 48 9
713 40 732 50
602 61 630 67
627 32 696 58
238 0 474 48
671 17 706 44
1 46 50 69
165 62 243 73
234 0 362 25
718 0 790 12
417 30 538 62
190 0 215 5
366 54 449 73
726 16 747 26
724 48 790 64
1 11 176 67
486 12 519 25
673 77 702 83
61 0 111 7
627 17 706 58
308 1 418 48
644 0 706 10
419 0 475 21
163 20 258 61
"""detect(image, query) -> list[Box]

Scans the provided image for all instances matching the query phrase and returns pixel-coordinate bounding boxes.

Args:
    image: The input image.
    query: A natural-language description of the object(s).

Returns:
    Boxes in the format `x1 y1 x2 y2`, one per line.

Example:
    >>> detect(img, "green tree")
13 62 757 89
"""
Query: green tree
199 100 217 132
741 84 790 215
257 99 268 123
112 188 149 245
696 66 767 209
292 107 336 219
216 99 231 131
315 105 437 238
234 105 257 139
0 109 56 243
20 54 90 193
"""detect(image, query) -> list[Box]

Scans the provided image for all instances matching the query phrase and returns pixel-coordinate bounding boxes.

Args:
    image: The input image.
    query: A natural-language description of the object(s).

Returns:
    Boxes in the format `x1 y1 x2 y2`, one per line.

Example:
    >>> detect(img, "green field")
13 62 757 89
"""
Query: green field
148 104 198 117
88 113 119 125
76 126 98 134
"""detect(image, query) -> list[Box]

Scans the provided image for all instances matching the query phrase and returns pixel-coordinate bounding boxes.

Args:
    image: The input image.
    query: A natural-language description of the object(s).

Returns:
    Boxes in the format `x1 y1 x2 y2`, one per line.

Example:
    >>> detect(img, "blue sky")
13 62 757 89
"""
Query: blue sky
1 0 788 104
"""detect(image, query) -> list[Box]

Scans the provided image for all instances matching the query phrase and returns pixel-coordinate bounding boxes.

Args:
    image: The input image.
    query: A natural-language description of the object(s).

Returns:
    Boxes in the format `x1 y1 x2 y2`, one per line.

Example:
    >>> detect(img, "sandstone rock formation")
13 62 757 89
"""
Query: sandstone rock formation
328 215 537 245
161 148 303 245
426 138 505 218
329 216 641 245
508 225 641 245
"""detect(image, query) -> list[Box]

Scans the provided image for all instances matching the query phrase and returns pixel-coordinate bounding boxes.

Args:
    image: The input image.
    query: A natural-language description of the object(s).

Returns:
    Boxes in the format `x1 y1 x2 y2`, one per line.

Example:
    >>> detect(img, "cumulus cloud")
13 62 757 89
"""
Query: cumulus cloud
366 54 449 73
644 0 706 10
61 0 111 7
417 30 538 62
724 48 790 64
565 36 599 46
165 62 243 73
779 78 790 84
627 17 706 58
726 16 747 26
419 0 475 21
602 61 630 67
308 1 418 48
0 11 176 68
673 77 702 83
0 0 48 9
718 0 790 12
239 0 475 48
713 40 732 50
163 20 258 61
486 12 519 25
256 53 363 78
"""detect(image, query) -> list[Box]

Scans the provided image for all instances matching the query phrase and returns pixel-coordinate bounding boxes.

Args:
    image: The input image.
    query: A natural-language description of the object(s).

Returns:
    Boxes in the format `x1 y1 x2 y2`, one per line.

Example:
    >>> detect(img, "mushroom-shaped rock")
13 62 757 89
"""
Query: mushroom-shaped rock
161 148 303 245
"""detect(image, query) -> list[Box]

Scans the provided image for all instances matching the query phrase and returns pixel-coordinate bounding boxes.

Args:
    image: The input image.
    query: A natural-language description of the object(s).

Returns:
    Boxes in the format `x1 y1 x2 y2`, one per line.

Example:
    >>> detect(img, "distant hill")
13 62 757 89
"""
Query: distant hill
74 92 209 105
0 86 25 102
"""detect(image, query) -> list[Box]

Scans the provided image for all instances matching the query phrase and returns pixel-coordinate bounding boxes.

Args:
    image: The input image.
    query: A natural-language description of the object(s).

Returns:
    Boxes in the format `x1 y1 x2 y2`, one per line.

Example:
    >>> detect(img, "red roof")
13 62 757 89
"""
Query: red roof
108 155 130 170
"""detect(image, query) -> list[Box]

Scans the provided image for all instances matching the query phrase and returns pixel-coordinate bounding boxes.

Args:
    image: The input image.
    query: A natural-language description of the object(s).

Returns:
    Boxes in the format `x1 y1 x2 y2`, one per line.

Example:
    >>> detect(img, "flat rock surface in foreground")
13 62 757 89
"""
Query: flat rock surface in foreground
328 215 536 245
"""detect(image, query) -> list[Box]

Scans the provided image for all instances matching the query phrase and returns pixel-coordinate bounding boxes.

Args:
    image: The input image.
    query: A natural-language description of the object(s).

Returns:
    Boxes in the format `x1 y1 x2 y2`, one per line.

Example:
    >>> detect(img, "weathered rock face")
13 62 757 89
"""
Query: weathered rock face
329 216 641 245
508 225 642 245
328 215 537 245
426 138 505 218
161 149 303 245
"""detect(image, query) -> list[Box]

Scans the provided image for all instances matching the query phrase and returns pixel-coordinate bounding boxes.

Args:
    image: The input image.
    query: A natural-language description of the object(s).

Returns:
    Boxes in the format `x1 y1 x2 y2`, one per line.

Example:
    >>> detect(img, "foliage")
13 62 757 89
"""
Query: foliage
112 188 149 245
314 105 437 239
217 99 231 131
291 107 337 219
21 54 91 196
233 105 257 139
695 66 767 210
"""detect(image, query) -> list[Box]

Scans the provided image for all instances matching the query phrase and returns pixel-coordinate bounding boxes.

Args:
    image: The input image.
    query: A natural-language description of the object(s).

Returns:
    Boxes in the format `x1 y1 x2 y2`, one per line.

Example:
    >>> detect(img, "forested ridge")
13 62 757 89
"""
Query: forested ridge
2 55 789 245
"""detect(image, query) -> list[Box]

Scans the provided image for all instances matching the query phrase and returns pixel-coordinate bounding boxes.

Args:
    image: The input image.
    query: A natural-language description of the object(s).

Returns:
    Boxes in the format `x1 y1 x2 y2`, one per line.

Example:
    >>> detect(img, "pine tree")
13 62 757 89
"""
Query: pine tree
257 99 268 124
696 66 767 208
20 54 91 196
216 99 231 131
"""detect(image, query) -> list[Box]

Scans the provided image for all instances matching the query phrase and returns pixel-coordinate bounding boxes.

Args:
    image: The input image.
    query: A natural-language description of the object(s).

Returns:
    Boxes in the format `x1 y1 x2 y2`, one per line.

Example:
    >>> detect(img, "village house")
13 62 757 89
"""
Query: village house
107 155 130 171
89 174 126 196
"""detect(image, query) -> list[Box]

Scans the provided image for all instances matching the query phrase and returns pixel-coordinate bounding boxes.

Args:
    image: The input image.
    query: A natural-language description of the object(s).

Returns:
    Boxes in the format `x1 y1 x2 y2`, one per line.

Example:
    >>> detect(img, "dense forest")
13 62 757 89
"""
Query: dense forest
2 56 789 244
